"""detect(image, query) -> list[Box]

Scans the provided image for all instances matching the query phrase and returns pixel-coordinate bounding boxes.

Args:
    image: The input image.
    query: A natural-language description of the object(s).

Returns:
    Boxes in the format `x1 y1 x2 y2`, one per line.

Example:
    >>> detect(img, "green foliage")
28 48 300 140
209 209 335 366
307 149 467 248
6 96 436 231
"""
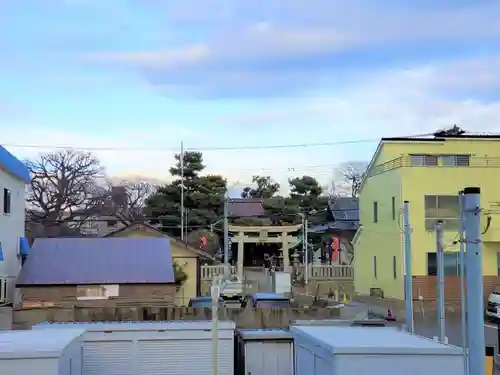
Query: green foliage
186 228 219 256
173 261 188 283
144 151 226 237
241 175 280 199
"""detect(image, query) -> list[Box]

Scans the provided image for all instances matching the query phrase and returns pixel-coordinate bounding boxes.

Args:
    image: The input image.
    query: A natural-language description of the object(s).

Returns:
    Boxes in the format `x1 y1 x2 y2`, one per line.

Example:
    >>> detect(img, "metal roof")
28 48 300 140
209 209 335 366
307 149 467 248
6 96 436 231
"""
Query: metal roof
0 145 30 182
17 237 175 285
237 329 293 340
291 325 463 355
33 321 236 331
0 328 85 359
228 198 265 217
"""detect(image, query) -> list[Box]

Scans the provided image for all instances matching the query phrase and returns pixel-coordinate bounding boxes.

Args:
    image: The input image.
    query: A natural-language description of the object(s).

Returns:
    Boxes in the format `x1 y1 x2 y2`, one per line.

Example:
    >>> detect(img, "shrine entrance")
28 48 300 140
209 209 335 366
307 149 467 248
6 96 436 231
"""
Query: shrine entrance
228 224 302 280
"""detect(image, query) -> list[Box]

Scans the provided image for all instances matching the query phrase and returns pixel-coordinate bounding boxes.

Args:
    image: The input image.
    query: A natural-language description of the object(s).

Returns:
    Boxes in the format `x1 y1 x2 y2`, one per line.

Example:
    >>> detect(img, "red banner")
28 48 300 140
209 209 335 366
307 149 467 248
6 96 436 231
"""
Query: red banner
332 237 340 261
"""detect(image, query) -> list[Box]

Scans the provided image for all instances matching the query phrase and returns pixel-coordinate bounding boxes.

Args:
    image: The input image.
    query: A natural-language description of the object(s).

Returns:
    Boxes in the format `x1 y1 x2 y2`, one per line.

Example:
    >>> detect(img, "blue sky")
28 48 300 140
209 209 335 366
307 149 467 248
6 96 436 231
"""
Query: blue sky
1 0 499 191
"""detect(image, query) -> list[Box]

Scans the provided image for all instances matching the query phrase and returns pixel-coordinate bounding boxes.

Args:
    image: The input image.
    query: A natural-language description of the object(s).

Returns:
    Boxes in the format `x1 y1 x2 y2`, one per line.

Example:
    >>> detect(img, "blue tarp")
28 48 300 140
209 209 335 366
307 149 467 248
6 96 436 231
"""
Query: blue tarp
20 237 31 256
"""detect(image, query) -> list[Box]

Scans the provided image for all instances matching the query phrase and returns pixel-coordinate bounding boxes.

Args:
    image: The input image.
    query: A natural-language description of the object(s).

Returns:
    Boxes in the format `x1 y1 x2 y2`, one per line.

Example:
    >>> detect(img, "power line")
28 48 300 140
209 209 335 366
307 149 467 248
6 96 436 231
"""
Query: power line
3 131 439 152
3 138 379 152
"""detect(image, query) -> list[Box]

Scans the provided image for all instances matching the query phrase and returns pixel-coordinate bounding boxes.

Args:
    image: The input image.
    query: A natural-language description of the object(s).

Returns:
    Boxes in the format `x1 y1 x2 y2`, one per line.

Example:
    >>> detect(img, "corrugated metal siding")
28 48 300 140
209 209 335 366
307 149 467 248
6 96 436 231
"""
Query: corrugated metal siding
138 340 233 375
83 341 133 375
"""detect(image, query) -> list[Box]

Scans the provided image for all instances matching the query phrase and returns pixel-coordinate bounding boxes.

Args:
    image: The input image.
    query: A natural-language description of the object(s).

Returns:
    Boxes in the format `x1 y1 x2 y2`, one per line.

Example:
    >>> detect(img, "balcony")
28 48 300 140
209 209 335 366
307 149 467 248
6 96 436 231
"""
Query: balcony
367 155 500 178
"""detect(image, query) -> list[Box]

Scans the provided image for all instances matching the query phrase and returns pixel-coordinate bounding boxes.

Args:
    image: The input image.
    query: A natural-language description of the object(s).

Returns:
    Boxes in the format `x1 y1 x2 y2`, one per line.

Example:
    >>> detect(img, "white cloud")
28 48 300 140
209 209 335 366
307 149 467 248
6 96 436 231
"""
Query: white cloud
5 55 500 191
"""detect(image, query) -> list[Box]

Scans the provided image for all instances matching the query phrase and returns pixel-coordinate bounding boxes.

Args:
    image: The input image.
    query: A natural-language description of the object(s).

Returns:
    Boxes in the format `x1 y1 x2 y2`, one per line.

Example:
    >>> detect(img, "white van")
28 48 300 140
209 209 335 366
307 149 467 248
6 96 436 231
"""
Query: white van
486 286 500 321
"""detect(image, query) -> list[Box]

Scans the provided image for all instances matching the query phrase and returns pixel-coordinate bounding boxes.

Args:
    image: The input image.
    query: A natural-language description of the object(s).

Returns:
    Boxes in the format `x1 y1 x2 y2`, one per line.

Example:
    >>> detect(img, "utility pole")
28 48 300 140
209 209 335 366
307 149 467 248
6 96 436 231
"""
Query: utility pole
304 214 309 285
403 201 414 333
223 191 229 276
435 220 446 343
464 187 485 375
180 141 185 240
458 191 468 375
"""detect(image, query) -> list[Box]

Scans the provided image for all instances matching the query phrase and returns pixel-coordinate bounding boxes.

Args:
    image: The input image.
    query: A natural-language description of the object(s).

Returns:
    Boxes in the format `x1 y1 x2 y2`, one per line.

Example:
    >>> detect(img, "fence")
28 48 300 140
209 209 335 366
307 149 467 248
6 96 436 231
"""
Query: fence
201 264 353 281
308 265 354 279
12 305 341 330
201 265 236 280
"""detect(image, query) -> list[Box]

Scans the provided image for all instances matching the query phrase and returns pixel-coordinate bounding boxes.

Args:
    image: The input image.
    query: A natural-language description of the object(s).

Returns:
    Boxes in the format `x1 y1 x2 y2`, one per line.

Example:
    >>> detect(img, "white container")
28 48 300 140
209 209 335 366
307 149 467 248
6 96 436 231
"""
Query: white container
272 272 292 296
236 329 294 375
33 321 236 375
0 328 85 375
291 325 464 375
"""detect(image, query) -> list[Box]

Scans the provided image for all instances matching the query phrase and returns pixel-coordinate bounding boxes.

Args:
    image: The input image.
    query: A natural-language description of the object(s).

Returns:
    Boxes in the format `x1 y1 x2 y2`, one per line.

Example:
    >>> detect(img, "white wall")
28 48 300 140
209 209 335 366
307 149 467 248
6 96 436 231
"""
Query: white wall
0 168 26 294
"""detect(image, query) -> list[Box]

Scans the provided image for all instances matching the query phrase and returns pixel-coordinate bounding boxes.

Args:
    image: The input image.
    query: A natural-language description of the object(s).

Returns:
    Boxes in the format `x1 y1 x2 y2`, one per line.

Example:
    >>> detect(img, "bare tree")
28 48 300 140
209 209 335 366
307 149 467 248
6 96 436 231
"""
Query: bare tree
107 181 157 222
331 161 368 198
26 150 105 225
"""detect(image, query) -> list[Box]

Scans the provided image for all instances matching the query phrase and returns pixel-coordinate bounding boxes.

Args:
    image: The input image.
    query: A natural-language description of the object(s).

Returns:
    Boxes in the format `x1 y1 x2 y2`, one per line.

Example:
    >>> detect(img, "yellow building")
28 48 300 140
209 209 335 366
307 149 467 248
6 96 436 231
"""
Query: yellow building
106 223 214 305
354 134 500 301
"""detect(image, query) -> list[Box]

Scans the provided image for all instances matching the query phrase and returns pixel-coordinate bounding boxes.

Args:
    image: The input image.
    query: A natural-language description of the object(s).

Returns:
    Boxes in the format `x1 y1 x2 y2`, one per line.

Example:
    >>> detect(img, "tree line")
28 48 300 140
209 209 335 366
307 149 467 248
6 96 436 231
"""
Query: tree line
24 149 365 251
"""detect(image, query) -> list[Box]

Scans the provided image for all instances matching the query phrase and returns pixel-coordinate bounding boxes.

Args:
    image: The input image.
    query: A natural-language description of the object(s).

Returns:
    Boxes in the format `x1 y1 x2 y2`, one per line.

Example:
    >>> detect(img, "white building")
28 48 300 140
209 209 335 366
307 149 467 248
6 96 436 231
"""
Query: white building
0 146 30 305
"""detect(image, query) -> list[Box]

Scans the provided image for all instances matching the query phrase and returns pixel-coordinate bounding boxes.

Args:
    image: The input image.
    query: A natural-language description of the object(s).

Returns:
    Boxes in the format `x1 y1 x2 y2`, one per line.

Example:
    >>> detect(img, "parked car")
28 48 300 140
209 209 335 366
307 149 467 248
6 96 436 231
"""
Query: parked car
486 287 500 321
242 293 291 308
188 296 223 308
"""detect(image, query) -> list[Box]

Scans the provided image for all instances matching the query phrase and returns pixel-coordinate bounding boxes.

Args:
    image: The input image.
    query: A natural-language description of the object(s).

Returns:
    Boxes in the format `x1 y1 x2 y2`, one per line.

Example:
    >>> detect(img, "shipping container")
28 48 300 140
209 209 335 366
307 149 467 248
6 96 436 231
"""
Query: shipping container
33 321 235 375
291 324 464 375
0 328 84 375
235 329 294 375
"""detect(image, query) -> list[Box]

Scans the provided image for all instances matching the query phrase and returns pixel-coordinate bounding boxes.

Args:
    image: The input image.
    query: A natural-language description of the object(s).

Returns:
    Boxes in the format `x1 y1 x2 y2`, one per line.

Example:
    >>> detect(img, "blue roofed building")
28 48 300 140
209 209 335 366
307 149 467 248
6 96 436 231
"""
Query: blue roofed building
16 237 178 306
307 197 359 265
0 145 31 305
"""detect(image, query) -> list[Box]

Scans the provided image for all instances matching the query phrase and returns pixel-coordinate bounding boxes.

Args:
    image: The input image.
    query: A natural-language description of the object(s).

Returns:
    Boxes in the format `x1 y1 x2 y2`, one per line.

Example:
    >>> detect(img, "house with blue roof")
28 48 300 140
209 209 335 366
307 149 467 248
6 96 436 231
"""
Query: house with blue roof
17 237 179 306
0 145 31 305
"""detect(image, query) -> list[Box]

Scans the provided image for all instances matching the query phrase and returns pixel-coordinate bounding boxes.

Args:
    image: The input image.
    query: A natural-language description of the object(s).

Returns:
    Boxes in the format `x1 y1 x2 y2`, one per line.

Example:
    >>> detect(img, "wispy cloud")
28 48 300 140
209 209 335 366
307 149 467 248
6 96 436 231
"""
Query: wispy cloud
82 1 500 97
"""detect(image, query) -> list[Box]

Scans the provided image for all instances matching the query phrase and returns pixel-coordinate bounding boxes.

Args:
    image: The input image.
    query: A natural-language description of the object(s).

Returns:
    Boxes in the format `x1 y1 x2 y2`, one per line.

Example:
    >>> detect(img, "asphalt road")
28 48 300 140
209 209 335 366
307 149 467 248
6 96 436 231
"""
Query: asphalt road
411 311 499 351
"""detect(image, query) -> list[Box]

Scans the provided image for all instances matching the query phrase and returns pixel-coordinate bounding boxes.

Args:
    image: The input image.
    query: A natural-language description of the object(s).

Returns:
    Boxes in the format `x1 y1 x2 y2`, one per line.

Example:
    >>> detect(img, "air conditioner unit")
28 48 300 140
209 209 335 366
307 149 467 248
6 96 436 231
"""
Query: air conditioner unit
0 278 7 303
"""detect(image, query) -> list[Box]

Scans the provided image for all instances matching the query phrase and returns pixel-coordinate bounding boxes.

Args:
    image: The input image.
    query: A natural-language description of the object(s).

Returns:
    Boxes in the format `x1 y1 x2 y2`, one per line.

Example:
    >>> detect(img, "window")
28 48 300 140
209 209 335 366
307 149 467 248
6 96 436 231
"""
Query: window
373 256 377 279
106 219 118 227
391 197 396 220
411 154 438 166
76 285 119 300
497 253 500 276
373 201 378 223
3 188 10 214
424 195 459 231
393 256 397 279
427 252 463 276
441 154 470 167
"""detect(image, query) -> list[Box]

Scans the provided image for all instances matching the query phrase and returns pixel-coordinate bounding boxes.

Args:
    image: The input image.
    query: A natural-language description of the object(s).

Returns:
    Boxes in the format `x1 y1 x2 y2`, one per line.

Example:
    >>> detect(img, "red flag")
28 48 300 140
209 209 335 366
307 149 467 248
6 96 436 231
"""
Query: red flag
200 237 207 248
332 237 340 261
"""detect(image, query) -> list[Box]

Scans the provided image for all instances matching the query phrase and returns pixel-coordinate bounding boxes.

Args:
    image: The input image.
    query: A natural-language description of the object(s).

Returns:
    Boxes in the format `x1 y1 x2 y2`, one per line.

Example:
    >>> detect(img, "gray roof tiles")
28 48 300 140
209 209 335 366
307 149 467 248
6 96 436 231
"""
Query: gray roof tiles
17 237 175 286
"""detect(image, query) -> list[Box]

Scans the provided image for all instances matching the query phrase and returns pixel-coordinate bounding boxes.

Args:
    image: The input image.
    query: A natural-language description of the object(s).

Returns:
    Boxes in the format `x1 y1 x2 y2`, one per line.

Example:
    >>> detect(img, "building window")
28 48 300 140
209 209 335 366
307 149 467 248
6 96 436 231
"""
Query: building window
441 154 470 167
497 253 500 276
424 195 459 231
76 285 119 300
3 189 10 214
106 219 118 227
411 154 438 166
373 201 378 223
373 256 377 279
427 252 463 276
391 197 396 220
393 256 397 279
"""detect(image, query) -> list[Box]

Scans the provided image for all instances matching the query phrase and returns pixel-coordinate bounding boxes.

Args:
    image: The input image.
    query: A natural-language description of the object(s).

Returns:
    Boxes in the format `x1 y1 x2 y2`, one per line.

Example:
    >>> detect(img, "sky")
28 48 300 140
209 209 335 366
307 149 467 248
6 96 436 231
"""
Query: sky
1 0 499 193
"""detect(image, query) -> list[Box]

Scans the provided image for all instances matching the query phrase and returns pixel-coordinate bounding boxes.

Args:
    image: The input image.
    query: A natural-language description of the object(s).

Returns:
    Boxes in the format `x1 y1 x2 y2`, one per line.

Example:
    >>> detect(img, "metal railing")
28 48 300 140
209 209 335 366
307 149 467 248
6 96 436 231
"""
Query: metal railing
367 155 500 178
